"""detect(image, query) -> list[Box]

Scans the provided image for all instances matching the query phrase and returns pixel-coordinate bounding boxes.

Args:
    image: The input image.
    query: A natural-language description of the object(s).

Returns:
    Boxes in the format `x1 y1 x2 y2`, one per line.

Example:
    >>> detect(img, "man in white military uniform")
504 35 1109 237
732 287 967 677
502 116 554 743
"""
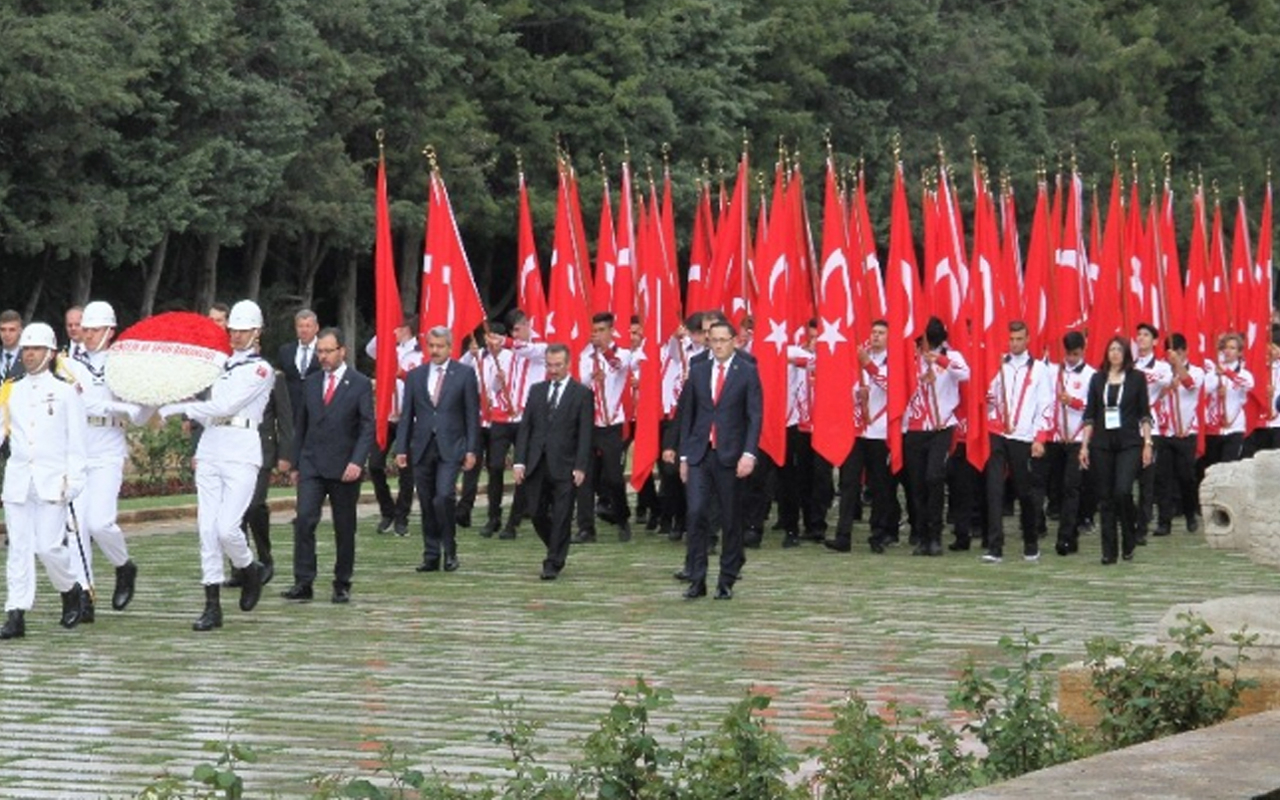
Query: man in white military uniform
160 300 273 631
0 323 89 639
62 301 149 622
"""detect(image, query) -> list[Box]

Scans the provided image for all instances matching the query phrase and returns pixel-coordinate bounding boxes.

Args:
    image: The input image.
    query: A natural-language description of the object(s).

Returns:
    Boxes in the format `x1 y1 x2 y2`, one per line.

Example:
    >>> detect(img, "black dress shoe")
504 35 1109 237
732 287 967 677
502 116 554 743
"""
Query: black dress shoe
573 529 597 544
948 540 972 552
801 530 826 542
281 583 314 601
618 522 632 542
416 560 441 573
646 515 661 532
1055 541 1071 557
443 557 460 572
823 539 852 553
1153 525 1171 537
238 562 265 612
394 519 409 537
782 533 801 549
456 513 472 528
331 585 351 604
683 581 707 599
744 528 763 549
1100 557 1116 565
60 583 84 629
261 560 275 586
112 560 138 611
1186 514 1201 533
0 609 25 639
869 540 886 554
673 569 690 581
377 516 395 534
714 584 733 600
1122 551 1134 561
498 527 518 540
926 541 943 556
539 566 559 581
480 519 501 538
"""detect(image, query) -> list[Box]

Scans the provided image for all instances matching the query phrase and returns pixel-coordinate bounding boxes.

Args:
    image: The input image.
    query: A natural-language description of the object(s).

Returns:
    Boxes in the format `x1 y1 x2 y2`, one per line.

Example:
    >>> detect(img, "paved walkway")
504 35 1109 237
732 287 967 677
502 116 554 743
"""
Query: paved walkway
0 499 1276 797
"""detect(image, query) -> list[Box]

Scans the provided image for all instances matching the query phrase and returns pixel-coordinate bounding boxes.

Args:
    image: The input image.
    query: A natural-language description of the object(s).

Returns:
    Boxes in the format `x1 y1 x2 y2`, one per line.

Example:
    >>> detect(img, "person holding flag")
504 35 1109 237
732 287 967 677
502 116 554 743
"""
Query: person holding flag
1133 323 1172 541
364 316 422 536
1154 333 1206 535
1044 331 1095 556
574 312 637 543
1203 332 1255 466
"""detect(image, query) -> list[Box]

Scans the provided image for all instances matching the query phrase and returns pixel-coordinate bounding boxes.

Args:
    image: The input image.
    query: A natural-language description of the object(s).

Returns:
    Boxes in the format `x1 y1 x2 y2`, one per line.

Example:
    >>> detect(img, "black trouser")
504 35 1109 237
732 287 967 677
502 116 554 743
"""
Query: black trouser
1091 443 1142 561
904 427 952 548
1245 427 1280 457
985 435 1046 557
576 424 629 531
457 428 486 519
1200 432 1245 483
1052 442 1084 549
1137 456 1156 534
657 419 685 527
413 441 463 564
835 437 896 543
480 422 524 527
947 443 983 546
778 427 832 535
1156 435 1199 527
685 455 745 587
242 461 275 563
293 474 361 588
369 420 414 524
524 466 576 573
743 453 777 534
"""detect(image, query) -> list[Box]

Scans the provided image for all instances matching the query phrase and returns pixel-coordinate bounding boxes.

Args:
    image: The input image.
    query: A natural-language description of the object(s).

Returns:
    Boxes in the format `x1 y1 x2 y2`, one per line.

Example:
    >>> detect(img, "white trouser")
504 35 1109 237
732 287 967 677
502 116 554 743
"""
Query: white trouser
68 459 130 590
4 484 78 611
195 458 256 585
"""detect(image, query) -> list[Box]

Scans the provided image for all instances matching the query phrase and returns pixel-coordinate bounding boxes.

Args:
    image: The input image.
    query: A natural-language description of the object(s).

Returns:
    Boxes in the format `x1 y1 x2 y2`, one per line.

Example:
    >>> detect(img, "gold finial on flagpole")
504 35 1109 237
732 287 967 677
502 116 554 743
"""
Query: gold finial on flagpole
423 144 438 173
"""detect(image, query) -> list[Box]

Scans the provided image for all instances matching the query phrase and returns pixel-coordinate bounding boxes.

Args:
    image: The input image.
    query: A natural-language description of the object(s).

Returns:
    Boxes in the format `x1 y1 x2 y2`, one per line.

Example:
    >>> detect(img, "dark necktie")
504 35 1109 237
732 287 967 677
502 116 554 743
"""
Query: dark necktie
2 352 11 377
548 381 561 411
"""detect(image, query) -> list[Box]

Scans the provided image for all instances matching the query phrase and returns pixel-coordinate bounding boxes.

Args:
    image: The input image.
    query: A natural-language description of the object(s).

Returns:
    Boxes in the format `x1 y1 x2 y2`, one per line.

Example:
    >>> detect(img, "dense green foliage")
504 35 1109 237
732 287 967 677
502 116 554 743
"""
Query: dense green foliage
3 0 1279 344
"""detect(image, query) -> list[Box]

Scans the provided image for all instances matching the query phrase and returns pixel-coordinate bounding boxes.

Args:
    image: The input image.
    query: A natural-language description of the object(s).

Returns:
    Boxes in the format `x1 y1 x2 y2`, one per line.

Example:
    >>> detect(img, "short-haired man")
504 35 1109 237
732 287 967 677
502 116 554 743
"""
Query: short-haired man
397 326 479 573
513 343 593 579
1155 333 1206 535
364 315 422 536
575 312 637 542
279 309 322 418
1044 331 1095 555
1203 332 1254 466
983 320 1053 563
0 310 24 381
64 305 84 360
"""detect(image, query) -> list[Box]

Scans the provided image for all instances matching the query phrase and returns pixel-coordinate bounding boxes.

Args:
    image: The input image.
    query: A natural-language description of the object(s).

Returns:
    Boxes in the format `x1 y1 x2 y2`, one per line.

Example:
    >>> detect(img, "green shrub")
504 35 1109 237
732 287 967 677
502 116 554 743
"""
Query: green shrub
573 677 683 800
1084 611 1258 749
949 630 1093 782
674 693 807 800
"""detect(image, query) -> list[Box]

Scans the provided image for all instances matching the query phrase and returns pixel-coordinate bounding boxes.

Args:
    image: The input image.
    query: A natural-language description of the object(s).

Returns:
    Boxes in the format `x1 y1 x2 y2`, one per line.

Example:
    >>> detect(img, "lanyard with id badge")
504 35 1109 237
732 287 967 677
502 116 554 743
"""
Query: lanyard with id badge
1104 380 1124 430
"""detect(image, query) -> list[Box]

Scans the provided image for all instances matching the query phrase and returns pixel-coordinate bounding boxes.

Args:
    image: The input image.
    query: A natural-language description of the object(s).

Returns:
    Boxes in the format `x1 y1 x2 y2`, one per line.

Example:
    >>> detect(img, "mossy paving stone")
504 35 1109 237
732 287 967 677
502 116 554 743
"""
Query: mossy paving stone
0 502 1274 797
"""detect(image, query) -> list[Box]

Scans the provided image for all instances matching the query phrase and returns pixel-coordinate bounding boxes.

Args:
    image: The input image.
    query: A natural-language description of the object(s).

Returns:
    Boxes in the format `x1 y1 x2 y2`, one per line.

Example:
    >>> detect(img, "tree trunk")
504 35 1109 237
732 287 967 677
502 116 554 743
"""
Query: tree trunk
398 228 419 318
23 251 48 321
337 253 358 368
243 231 271 303
297 232 329 309
140 231 170 319
194 236 220 314
71 253 93 307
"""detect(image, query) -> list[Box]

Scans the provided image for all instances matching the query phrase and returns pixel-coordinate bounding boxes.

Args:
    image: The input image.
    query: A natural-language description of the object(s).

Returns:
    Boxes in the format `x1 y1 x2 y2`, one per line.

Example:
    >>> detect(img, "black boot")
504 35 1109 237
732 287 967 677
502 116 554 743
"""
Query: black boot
193 584 222 631
239 561 265 612
80 591 96 624
0 609 24 639
112 560 138 610
60 583 84 629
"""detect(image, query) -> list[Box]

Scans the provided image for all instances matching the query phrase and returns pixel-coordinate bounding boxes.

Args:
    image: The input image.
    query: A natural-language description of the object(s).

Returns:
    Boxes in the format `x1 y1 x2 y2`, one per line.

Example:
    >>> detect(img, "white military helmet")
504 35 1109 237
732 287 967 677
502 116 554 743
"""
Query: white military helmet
81 300 117 329
18 322 58 350
227 300 264 331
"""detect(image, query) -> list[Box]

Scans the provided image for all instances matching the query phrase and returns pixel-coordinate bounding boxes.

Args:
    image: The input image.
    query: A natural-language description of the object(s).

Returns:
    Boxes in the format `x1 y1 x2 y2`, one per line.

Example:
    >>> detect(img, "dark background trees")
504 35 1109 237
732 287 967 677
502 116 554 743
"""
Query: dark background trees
1 0 1277 353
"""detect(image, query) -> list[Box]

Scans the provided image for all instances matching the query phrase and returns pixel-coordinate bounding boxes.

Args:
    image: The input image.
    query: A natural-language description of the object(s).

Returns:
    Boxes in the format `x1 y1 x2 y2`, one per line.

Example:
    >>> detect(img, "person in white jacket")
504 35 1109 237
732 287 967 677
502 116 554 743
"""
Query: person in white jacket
62 301 150 622
0 322 90 640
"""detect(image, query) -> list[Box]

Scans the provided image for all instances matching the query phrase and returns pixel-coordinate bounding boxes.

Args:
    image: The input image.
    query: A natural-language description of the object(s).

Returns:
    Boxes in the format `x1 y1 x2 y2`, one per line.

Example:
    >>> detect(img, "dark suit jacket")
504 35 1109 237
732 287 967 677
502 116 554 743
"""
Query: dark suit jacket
396 359 480 465
678 355 763 467
294 367 375 480
261 369 294 466
1081 368 1151 451
279 341 323 418
515 378 593 480
665 346 756 453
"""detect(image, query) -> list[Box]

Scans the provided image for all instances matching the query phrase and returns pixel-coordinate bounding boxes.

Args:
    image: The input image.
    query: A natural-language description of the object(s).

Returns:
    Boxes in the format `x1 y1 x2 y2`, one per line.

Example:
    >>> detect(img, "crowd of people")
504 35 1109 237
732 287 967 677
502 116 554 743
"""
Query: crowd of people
2 299 1278 638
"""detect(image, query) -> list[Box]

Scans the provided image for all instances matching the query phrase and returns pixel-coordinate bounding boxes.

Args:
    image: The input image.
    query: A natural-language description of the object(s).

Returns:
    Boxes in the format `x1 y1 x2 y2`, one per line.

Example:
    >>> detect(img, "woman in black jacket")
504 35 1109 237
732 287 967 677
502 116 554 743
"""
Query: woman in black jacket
1079 336 1153 564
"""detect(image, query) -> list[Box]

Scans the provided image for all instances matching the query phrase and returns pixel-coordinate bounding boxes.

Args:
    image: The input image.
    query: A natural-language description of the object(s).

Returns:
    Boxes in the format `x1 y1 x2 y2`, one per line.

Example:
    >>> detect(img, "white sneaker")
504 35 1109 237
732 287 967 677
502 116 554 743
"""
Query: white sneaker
1024 552 1041 563
980 552 1002 564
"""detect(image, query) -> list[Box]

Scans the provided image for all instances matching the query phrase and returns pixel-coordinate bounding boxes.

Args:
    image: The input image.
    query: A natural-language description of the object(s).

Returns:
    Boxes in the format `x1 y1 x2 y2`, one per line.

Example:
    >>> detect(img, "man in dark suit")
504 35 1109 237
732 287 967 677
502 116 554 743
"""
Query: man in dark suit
278 309 323 419
283 327 374 604
513 344 593 580
679 320 762 600
396 325 479 573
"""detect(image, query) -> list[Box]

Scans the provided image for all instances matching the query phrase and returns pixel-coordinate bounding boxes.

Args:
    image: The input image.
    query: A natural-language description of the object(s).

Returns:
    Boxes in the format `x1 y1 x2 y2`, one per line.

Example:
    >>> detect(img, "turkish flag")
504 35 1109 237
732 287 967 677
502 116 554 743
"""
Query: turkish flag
1085 169 1125 367
373 147 402 451
1157 180 1184 344
753 162 793 465
686 181 714 314
1230 194 1254 337
420 170 485 358
1023 179 1054 359
632 188 669 491
885 163 921 474
708 153 751 323
964 169 1005 472
516 172 548 339
1207 200 1231 356
546 165 592 372
1184 186 1211 365
812 157 857 465
614 161 636 349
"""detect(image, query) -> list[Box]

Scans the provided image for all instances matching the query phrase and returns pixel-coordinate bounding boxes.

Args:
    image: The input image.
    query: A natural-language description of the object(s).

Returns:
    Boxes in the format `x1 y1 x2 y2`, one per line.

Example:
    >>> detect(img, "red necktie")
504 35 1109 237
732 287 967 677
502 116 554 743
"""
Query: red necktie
711 363 726 448
323 373 337 405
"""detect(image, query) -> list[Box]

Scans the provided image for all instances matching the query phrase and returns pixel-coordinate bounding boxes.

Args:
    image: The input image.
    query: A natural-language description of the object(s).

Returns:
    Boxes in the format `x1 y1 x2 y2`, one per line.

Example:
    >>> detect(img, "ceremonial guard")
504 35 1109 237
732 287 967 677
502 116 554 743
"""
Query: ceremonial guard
1 323 89 639
62 301 148 621
160 300 273 631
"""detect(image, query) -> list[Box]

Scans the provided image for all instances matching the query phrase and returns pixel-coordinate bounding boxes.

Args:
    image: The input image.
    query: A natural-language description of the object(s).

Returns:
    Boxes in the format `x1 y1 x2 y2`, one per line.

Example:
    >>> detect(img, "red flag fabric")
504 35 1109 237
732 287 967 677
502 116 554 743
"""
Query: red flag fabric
885 162 922 474
1246 184 1273 432
850 171 886 350
593 176 617 331
1023 179 1054 359
685 181 714 313
1085 169 1125 366
661 164 681 321
1157 179 1184 342
1000 185 1024 322
789 163 818 343
373 147 402 451
964 170 1005 472
1231 195 1253 337
707 154 750 322
420 170 486 358
516 171 549 339
1207 200 1231 349
813 157 857 465
546 165 592 371
631 187 669 491
614 162 636 349
567 165 596 315
753 163 793 465
1053 170 1088 333
1185 186 1211 364
1122 179 1147 332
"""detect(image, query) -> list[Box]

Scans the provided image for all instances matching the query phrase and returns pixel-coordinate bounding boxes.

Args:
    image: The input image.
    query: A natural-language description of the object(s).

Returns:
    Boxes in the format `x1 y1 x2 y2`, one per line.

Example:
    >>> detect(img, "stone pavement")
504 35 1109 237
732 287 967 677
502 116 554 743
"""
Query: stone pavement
0 500 1276 797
